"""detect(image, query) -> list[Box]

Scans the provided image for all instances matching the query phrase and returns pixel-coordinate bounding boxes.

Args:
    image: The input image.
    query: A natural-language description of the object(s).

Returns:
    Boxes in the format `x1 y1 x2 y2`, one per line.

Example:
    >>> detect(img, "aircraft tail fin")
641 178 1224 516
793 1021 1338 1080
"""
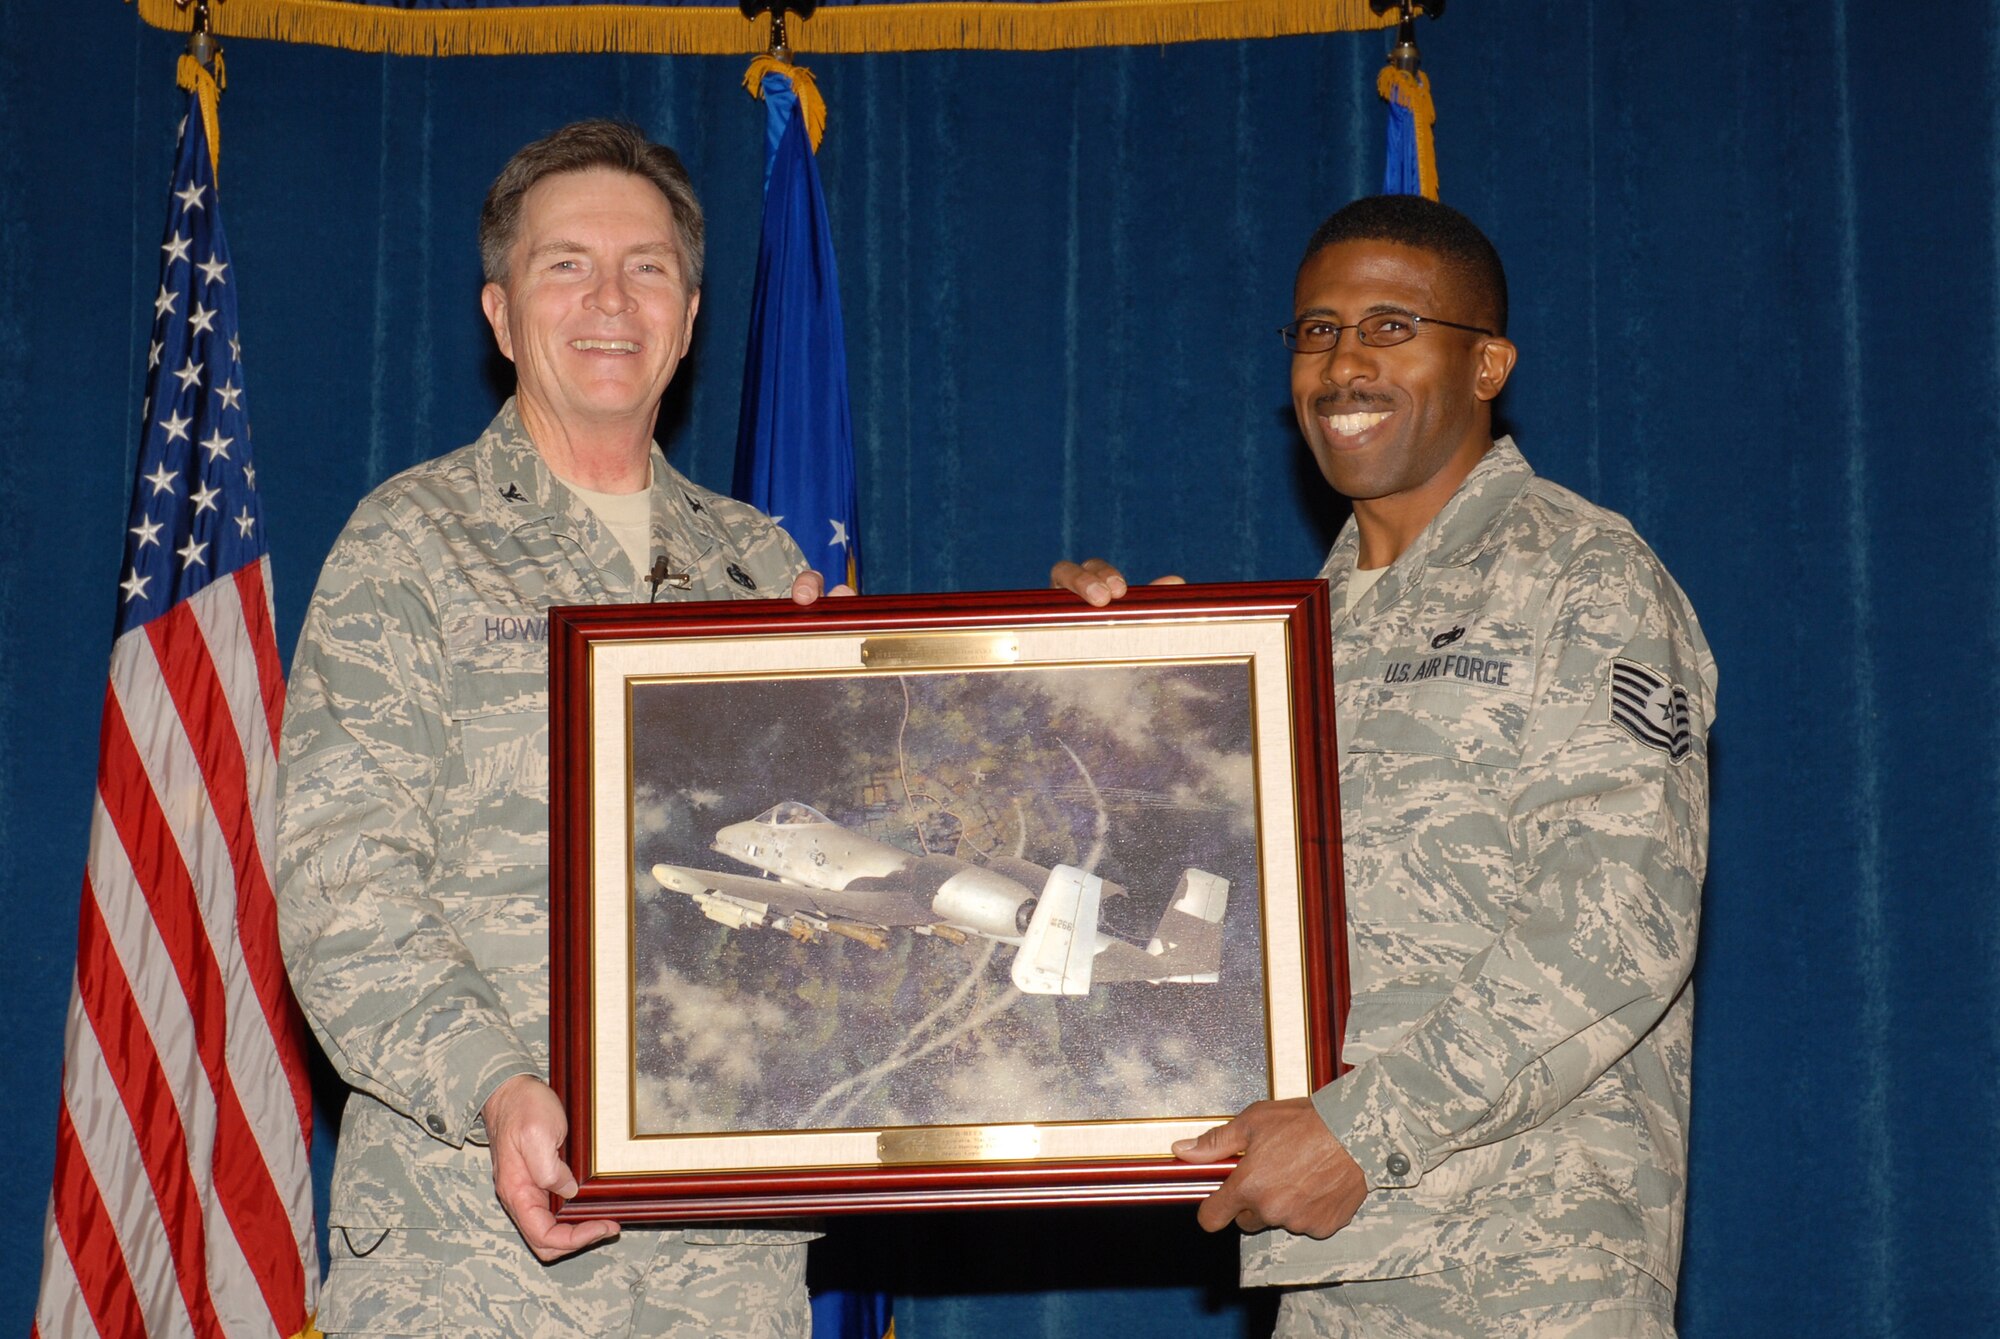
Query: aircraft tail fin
1139 869 1230 984
1010 864 1102 995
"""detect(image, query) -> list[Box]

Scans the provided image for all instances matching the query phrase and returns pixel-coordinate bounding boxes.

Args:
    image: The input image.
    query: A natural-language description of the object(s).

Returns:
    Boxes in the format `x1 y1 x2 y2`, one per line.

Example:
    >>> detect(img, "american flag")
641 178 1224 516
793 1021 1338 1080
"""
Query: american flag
35 84 318 1339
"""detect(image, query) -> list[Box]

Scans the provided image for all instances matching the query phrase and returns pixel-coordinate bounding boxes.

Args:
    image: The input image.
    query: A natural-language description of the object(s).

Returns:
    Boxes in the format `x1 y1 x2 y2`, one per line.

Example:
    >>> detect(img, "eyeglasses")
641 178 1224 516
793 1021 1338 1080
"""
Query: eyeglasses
1279 311 1494 353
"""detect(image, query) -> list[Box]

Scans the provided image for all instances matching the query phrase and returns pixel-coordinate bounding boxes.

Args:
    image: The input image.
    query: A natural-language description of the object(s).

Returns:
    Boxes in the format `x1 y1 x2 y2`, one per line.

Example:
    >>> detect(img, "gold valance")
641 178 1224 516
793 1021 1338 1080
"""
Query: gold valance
132 0 1393 57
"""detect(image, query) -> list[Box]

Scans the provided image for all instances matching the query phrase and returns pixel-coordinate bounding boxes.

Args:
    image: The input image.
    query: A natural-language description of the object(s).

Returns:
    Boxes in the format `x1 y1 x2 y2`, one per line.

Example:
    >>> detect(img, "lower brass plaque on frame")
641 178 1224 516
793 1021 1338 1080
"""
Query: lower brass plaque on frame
878 1125 1042 1165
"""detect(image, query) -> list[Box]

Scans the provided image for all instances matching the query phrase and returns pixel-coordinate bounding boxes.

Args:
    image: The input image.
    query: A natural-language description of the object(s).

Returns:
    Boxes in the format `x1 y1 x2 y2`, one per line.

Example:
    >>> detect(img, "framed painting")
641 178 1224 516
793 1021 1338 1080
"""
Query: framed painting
547 581 1346 1220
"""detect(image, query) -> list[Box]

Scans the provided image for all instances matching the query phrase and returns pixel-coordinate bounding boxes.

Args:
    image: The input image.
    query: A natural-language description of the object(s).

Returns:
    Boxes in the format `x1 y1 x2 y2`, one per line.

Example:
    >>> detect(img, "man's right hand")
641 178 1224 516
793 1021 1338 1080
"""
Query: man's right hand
790 569 857 604
1050 559 1184 607
481 1074 620 1262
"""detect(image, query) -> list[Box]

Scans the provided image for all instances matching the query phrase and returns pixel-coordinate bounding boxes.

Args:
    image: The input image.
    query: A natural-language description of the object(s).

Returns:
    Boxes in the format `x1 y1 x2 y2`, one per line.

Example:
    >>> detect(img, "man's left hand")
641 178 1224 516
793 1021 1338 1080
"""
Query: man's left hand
1172 1096 1369 1239
791 570 856 604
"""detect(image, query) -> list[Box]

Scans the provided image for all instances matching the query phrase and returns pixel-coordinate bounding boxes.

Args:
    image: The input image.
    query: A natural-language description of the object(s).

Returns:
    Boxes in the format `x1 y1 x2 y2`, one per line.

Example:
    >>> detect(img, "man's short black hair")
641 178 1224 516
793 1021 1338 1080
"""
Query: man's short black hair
1302 195 1508 336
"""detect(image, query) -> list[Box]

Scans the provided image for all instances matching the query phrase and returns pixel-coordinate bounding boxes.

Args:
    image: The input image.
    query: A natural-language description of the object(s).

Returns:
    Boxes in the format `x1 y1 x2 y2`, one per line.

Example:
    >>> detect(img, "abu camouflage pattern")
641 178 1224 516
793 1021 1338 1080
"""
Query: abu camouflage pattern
317 1229 807 1338
276 401 811 1266
1270 1246 1674 1338
1245 439 1716 1300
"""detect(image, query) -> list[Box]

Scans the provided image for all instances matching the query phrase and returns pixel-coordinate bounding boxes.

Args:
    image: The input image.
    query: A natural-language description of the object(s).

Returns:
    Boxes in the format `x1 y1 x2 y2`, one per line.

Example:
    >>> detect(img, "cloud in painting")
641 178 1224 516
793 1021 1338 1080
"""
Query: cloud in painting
915 1020 1264 1126
631 783 680 846
1091 1036 1252 1117
1170 743 1259 839
633 965 788 1128
1031 666 1179 751
935 1043 1066 1121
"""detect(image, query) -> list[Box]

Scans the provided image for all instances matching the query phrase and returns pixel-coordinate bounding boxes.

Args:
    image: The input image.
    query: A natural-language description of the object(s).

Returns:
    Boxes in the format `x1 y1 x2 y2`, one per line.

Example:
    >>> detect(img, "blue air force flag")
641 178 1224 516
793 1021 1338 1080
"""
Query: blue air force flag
732 66 860 589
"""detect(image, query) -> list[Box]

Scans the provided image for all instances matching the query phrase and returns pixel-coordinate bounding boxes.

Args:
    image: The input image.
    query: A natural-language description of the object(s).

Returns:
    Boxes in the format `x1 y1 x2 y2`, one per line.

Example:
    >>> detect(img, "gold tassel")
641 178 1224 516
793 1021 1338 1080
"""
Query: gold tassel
743 54 827 152
290 1316 324 1339
175 48 227 178
135 0 1391 57
1376 66 1437 201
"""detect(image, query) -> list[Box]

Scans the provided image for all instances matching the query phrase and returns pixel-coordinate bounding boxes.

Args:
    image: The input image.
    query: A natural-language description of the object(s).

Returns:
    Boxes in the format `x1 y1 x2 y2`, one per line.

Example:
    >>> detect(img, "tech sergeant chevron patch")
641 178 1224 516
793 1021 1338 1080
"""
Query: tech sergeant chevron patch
1610 657 1694 763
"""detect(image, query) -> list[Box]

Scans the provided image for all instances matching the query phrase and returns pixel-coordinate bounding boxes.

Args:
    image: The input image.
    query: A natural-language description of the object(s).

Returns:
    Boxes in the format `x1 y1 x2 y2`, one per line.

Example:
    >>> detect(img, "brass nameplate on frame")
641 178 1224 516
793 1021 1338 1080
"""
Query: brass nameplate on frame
877 1125 1043 1165
859 633 1020 668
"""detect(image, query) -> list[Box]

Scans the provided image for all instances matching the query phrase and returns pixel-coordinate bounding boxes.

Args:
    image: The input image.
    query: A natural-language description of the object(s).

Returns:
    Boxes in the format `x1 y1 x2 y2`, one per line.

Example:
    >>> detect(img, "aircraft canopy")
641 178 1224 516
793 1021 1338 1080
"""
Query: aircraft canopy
754 800 834 826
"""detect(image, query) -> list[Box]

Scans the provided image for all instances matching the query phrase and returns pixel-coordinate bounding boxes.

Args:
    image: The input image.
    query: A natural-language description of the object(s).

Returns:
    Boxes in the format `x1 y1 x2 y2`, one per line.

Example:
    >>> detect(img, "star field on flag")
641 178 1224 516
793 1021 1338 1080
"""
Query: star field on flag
118 116 266 637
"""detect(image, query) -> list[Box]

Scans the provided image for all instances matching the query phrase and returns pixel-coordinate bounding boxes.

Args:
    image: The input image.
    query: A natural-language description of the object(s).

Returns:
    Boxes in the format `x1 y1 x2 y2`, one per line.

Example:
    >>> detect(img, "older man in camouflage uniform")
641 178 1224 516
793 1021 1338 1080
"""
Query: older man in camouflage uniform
278 121 826 1337
1059 195 1714 1336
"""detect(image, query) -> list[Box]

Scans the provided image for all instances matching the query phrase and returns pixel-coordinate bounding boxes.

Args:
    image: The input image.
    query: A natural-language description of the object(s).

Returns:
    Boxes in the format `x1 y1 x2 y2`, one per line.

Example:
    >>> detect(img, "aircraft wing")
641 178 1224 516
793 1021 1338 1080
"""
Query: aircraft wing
650 862 939 936
650 862 827 916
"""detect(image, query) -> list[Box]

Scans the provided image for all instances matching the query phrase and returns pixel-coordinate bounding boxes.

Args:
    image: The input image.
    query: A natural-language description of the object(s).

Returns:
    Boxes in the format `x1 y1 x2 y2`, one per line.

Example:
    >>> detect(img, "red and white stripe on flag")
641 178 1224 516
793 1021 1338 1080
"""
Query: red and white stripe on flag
37 80 318 1339
37 563 318 1339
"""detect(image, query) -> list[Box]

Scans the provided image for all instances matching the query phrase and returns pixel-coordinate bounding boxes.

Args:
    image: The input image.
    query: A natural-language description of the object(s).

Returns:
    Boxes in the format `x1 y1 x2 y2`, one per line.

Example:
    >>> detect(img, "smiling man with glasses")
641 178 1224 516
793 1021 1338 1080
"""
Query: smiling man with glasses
1056 195 1716 1336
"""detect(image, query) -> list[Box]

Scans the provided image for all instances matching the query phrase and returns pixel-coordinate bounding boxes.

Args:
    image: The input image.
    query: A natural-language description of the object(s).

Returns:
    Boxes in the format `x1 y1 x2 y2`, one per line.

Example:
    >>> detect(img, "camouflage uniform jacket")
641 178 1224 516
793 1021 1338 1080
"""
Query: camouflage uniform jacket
277 400 809 1242
1244 438 1715 1291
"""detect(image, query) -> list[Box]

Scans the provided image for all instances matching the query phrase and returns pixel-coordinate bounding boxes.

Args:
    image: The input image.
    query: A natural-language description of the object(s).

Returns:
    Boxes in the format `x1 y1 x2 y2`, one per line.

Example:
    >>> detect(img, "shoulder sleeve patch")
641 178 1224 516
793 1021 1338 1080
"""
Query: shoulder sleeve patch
1610 658 1694 763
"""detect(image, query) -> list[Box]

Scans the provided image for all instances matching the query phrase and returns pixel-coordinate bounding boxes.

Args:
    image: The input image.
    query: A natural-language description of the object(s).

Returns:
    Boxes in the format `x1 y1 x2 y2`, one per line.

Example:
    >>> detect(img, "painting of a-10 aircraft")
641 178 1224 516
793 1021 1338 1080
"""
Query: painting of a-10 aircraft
651 800 1231 995
624 659 1268 1134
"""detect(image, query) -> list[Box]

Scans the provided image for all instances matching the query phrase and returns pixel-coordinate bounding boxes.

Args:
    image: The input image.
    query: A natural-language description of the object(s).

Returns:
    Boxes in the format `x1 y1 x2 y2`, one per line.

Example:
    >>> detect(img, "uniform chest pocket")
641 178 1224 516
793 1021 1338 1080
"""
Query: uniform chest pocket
439 610 551 828
1345 681 1528 769
441 608 550 722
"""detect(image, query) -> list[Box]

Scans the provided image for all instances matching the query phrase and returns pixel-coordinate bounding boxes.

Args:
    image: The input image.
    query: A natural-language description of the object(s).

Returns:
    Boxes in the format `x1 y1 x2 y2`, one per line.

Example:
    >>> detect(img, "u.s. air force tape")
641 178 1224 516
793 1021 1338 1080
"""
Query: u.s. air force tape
1610 658 1693 763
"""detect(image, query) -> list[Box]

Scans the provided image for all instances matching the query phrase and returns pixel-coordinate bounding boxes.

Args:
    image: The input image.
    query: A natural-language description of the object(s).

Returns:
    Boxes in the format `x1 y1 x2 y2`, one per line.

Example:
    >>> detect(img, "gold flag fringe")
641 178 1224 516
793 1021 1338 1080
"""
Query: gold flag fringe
744 55 827 151
133 0 1392 57
1376 66 1437 200
175 48 227 177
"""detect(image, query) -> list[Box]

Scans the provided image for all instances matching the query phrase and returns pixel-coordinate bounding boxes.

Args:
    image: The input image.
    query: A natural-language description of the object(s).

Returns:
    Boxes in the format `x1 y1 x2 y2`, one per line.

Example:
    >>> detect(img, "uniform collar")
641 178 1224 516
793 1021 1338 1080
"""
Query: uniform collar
1321 437 1534 621
1406 435 1534 571
471 397 720 583
472 399 567 532
646 466 724 587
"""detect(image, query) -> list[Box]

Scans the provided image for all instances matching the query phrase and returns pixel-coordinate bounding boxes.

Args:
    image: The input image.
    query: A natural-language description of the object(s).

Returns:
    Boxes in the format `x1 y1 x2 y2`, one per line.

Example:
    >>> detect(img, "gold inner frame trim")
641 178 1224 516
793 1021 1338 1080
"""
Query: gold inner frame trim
583 614 1314 1180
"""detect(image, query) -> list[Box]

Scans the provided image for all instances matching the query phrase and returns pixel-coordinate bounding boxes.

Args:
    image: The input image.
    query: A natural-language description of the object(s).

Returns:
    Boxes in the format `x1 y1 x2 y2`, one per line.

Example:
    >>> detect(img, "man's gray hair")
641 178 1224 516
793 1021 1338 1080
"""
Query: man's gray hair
478 119 705 290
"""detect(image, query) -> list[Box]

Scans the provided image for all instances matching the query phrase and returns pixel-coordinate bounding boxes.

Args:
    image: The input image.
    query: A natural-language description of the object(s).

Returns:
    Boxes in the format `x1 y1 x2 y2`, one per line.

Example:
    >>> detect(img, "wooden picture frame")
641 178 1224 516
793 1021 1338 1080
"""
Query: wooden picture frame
548 581 1346 1221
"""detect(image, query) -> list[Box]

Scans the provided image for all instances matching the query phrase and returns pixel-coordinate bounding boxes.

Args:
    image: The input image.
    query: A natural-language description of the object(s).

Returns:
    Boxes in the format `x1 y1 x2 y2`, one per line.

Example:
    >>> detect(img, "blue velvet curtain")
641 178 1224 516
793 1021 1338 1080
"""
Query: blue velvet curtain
4 2 1995 1333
